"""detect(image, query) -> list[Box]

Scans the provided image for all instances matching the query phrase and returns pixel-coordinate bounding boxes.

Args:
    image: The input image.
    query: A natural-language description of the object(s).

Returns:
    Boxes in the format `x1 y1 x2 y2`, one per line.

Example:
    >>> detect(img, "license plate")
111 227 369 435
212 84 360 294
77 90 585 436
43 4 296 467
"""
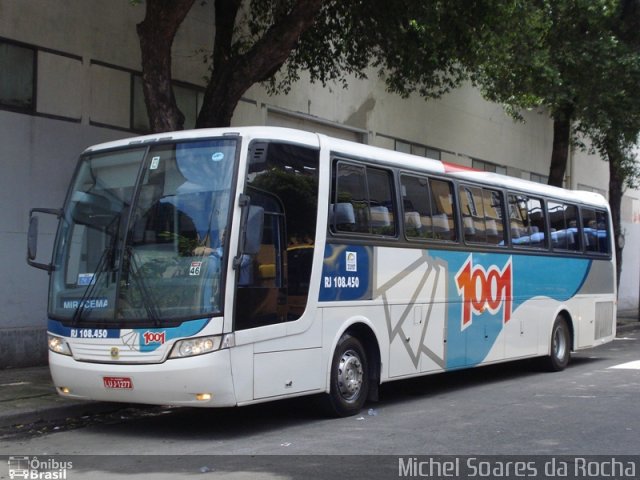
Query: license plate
103 376 133 389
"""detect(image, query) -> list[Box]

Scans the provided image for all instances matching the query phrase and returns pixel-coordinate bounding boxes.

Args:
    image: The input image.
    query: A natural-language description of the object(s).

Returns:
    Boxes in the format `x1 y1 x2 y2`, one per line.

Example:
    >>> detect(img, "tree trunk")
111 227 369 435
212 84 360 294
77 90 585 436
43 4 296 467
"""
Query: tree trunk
547 107 573 188
137 0 196 133
196 0 324 128
606 137 625 291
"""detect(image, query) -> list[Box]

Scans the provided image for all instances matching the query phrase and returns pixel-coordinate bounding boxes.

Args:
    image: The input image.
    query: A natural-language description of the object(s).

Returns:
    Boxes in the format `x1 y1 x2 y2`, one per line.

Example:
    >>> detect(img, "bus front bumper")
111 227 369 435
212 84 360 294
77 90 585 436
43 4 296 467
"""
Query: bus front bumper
48 349 237 407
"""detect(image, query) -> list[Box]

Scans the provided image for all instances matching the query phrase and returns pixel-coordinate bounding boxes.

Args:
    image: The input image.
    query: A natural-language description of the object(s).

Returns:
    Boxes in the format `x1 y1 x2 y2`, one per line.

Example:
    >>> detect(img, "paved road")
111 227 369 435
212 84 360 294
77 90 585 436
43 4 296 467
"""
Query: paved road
1 328 639 478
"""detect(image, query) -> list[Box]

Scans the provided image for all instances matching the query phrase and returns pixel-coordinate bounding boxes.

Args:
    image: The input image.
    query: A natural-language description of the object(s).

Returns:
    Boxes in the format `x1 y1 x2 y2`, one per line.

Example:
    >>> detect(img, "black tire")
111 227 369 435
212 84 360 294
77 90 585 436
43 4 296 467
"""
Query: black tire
542 316 571 371
322 334 369 417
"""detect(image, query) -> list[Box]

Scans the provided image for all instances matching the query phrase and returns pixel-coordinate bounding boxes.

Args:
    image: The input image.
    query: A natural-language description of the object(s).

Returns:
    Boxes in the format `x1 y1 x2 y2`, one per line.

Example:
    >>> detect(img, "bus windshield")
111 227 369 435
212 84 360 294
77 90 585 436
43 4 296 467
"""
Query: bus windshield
49 138 237 325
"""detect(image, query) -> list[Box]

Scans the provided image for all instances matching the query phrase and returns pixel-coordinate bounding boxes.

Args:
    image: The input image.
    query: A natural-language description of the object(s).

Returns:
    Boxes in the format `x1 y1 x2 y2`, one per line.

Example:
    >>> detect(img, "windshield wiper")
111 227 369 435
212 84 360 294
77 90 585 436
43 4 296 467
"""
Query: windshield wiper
71 211 124 326
71 245 111 326
125 247 161 326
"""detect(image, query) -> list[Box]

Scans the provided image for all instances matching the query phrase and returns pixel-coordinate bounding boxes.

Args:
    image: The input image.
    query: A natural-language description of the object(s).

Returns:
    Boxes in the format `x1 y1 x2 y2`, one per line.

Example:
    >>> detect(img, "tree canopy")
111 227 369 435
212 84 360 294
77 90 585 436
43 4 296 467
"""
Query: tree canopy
469 0 640 187
135 0 511 130
465 0 640 285
134 0 640 288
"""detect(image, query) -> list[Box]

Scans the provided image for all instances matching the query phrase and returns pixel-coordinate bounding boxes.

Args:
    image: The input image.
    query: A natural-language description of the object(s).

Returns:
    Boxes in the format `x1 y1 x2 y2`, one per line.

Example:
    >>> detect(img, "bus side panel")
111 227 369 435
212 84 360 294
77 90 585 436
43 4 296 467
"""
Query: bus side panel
320 244 599 380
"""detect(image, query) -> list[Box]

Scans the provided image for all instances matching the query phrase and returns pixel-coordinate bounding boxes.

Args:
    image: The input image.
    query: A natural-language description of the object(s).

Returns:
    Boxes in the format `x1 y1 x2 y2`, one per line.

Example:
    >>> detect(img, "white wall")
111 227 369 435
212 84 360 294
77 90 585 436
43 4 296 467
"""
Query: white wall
619 190 640 311
0 111 130 366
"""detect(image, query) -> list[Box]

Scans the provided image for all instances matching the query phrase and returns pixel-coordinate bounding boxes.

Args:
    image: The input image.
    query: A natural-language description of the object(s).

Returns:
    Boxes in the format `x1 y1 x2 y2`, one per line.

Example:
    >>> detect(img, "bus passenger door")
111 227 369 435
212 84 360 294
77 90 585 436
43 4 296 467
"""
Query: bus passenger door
234 209 287 330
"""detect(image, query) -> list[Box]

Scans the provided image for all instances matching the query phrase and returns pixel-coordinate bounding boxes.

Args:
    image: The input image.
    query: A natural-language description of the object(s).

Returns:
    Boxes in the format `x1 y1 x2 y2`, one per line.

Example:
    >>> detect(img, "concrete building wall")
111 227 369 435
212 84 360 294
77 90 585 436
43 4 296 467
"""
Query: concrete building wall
0 0 637 367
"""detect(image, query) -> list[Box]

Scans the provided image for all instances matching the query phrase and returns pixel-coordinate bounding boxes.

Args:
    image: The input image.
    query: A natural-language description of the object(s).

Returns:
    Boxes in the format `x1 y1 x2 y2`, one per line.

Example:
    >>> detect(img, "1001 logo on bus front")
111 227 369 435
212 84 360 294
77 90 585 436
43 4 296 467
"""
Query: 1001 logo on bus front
455 254 512 330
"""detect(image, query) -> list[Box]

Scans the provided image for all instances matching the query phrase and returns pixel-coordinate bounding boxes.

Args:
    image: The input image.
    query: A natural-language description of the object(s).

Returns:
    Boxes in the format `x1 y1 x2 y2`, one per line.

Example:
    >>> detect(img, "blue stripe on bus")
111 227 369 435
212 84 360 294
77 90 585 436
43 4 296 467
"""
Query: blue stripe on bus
434 251 591 368
48 318 210 353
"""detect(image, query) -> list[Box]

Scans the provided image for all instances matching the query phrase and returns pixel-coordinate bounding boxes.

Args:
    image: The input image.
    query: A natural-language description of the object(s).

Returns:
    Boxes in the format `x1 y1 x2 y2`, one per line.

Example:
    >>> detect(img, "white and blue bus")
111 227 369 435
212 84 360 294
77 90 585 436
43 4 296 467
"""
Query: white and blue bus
28 127 616 416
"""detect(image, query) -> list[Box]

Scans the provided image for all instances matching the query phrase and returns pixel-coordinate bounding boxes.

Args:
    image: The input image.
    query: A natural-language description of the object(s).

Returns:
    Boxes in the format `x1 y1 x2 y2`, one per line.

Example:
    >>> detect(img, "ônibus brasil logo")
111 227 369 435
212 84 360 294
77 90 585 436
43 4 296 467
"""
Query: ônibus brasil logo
455 254 513 330
7 456 73 479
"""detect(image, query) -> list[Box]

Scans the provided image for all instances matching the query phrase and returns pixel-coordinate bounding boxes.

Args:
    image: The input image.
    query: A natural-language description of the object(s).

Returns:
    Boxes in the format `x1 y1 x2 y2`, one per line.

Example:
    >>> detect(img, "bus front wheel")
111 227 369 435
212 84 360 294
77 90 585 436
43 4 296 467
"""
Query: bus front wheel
542 316 571 371
323 333 369 417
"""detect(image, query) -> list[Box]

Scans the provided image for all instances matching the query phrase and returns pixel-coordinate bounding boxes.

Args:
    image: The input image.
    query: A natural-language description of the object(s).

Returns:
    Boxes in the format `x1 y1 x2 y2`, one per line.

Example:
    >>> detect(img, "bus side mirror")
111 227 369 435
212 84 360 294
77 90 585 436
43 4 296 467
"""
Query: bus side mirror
26 207 61 272
27 216 39 261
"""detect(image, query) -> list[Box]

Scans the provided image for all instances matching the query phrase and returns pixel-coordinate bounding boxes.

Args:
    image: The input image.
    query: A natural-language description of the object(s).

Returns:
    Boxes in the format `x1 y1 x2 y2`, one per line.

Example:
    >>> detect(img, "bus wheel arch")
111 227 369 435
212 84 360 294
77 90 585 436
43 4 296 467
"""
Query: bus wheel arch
542 311 573 372
322 322 381 416
344 323 381 402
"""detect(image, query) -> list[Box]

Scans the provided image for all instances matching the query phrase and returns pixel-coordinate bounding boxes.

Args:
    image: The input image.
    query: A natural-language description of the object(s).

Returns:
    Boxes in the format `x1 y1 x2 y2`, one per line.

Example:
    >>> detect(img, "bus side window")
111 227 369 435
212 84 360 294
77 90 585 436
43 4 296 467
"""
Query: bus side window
549 202 580 251
483 189 505 245
367 167 396 236
400 174 433 240
595 210 611 254
582 207 610 255
582 207 599 253
400 175 456 242
527 198 547 248
459 185 506 246
508 194 527 242
430 179 457 241
509 194 546 249
334 162 369 234
332 161 396 237
460 185 485 243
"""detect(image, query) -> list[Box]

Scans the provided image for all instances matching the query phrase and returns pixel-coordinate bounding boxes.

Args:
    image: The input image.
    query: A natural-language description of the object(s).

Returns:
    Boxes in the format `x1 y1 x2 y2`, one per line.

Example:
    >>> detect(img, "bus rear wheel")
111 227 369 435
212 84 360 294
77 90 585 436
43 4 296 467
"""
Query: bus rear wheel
323 333 369 417
542 316 571 371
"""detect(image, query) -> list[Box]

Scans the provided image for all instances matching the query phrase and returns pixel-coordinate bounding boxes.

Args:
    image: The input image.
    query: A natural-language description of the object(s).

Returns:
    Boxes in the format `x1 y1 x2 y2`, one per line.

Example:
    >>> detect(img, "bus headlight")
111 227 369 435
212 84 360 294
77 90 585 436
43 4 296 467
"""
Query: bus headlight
48 334 72 356
169 334 234 359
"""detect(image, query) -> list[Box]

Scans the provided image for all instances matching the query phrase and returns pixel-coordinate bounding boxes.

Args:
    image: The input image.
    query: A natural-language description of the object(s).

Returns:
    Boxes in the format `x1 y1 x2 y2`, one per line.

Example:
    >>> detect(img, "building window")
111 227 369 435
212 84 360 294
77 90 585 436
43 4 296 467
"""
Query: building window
174 83 203 130
132 75 203 132
394 139 442 160
131 75 149 132
530 172 549 184
472 158 506 175
0 41 35 111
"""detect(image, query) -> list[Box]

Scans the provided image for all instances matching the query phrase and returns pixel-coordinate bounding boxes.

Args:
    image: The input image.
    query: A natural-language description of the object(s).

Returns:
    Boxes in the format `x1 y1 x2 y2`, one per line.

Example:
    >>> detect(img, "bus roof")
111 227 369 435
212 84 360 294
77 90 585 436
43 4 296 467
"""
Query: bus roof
83 126 322 153
84 126 608 209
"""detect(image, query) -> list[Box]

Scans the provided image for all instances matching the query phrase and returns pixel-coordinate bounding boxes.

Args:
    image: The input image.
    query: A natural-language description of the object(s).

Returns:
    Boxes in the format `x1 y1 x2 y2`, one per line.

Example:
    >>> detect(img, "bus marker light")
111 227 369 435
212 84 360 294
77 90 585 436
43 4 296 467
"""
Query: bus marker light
58 387 71 394
195 393 212 401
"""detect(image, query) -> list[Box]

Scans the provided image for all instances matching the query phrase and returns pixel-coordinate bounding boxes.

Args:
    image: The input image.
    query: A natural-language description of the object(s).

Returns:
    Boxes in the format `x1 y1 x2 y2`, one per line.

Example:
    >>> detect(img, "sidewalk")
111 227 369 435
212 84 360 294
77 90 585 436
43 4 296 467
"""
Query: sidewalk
1 314 639 430
0 366 122 431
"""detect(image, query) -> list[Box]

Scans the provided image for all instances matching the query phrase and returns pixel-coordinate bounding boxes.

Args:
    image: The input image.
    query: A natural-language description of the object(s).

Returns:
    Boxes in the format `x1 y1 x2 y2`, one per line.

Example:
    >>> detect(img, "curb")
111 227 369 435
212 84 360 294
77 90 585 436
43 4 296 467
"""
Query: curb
617 322 640 334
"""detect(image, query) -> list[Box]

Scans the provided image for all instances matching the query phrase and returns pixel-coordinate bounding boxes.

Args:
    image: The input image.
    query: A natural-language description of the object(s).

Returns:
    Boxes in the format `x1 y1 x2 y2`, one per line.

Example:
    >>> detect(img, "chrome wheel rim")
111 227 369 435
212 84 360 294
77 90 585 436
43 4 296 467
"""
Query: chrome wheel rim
337 349 364 401
553 325 567 360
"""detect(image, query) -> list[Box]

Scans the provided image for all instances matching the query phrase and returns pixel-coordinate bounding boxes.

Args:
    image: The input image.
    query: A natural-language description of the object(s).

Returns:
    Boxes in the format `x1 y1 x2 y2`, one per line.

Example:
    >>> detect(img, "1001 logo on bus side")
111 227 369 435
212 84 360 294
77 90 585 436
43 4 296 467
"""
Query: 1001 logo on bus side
455 254 513 330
